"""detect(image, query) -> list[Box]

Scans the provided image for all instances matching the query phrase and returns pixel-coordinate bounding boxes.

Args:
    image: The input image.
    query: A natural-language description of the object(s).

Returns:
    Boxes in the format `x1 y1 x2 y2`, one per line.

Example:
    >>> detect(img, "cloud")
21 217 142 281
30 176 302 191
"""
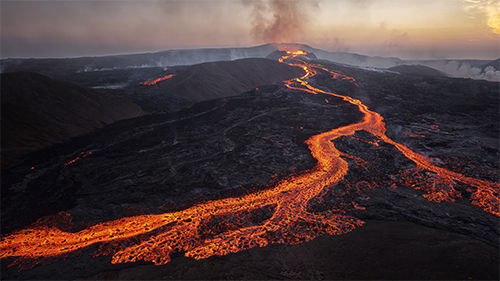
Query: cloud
379 22 411 51
463 0 500 34
362 21 412 57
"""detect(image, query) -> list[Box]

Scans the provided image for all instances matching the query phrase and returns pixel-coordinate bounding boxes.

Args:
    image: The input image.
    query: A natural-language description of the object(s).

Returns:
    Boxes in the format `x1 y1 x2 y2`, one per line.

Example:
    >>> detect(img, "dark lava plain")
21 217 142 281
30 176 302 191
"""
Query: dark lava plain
1 57 498 280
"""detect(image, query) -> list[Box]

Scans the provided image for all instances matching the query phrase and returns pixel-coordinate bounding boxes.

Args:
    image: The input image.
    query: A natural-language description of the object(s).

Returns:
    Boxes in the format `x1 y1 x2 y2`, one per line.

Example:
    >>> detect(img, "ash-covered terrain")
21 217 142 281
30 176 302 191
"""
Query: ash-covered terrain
1 48 498 280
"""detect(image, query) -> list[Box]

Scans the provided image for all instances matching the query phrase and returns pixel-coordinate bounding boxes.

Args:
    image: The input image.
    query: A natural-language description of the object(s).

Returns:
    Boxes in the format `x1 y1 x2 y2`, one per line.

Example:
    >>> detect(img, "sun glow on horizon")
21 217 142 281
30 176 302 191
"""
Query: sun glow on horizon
0 0 498 60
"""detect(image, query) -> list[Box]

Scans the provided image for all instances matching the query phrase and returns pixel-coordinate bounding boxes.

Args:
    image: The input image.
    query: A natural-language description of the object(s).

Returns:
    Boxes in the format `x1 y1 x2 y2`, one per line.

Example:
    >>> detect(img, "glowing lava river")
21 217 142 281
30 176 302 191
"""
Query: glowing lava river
1 51 498 271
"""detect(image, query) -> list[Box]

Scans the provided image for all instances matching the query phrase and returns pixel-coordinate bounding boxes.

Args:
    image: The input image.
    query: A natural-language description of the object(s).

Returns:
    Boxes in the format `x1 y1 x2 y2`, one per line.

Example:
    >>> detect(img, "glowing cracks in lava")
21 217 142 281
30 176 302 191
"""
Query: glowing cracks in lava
61 152 92 167
138 74 176 86
1 50 498 271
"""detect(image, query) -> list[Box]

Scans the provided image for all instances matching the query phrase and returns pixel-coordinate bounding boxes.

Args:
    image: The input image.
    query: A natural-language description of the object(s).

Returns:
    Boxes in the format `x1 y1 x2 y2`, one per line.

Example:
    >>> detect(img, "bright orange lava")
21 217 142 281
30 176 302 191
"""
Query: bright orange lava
138 74 176 86
1 51 498 270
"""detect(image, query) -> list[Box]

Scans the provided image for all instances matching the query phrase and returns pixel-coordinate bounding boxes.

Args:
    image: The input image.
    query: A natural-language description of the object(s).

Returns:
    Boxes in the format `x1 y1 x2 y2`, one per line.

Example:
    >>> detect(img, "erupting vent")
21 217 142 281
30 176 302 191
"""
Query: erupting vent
1 51 498 271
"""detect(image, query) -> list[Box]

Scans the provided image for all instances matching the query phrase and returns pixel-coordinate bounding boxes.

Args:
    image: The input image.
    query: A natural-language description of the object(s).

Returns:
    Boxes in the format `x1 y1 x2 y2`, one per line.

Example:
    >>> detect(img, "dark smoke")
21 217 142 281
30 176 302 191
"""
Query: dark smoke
242 0 318 43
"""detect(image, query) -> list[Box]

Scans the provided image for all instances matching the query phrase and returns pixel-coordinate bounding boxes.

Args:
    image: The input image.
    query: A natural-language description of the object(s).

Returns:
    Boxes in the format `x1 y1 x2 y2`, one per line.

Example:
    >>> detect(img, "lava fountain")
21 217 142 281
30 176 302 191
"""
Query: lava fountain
1 51 498 271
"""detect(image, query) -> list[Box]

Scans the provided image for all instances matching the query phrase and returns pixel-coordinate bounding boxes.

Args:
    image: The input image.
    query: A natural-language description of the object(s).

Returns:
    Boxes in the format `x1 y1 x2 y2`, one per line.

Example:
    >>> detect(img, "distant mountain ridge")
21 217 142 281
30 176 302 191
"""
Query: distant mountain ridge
2 43 497 81
388 64 449 78
479 58 499 71
0 43 400 78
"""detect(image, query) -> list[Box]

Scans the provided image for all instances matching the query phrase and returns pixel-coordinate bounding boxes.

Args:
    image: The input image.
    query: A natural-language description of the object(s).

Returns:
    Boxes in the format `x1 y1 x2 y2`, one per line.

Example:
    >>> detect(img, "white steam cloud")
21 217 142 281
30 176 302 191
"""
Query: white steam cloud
442 63 500 81
421 60 500 81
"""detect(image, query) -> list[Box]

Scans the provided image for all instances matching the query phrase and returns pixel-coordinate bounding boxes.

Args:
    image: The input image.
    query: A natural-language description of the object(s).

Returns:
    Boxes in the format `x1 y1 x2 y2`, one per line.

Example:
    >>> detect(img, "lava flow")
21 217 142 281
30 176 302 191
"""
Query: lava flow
1 51 498 271
138 73 176 86
61 151 92 167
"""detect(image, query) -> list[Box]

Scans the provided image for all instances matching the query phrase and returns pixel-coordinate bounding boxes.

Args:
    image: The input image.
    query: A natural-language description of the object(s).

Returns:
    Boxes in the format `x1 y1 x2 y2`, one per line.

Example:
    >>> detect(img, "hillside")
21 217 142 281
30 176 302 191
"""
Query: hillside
0 44 396 80
388 64 448 77
154 58 305 101
479 58 500 71
0 45 280 78
1 72 145 166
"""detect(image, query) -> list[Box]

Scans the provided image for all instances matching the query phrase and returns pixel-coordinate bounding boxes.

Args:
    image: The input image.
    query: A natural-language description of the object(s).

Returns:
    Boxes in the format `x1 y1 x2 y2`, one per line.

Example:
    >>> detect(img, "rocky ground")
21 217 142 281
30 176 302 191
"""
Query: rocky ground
1 84 362 235
1 58 305 168
82 220 498 280
1 58 498 280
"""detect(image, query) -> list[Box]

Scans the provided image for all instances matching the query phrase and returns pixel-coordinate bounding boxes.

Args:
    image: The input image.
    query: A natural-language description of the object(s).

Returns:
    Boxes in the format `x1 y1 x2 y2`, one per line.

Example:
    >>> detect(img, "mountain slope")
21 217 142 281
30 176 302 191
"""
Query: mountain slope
2 44 496 83
388 64 448 77
0 44 397 80
1 72 146 166
0 45 280 78
155 58 305 101
479 58 500 71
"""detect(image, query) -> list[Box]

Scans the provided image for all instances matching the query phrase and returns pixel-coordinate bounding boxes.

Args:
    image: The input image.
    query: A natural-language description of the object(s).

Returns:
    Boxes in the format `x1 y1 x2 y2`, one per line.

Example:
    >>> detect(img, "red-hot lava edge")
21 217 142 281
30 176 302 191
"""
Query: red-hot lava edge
138 73 176 86
1 51 498 271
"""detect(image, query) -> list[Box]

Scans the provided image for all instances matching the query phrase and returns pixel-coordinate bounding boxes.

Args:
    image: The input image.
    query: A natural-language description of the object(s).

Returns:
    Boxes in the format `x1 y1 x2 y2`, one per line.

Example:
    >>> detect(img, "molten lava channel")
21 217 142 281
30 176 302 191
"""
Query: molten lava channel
1 51 498 270
138 74 176 86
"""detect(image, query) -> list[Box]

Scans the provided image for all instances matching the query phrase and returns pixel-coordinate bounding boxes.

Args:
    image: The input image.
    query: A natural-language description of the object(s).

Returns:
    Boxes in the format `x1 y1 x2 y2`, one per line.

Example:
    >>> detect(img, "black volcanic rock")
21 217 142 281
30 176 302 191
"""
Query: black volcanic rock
83 220 498 280
1 57 498 280
1 86 363 236
0 72 146 166
154 58 305 101
388 64 448 77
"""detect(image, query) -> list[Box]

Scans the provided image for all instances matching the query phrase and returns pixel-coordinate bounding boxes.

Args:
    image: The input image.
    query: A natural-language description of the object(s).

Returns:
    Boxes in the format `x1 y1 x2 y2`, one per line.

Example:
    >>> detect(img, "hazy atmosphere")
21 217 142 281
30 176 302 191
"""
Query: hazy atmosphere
1 1 499 280
1 0 499 59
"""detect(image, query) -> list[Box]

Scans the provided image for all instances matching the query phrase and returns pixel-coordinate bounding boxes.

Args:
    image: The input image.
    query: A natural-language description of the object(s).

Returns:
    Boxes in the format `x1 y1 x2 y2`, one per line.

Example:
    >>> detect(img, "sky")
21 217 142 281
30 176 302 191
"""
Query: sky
1 0 499 60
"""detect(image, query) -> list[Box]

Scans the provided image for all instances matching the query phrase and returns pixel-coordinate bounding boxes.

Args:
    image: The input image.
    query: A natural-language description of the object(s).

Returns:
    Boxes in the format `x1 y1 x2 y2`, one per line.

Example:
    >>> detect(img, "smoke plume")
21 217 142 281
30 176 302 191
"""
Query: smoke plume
242 0 318 43
420 60 500 82
441 62 500 81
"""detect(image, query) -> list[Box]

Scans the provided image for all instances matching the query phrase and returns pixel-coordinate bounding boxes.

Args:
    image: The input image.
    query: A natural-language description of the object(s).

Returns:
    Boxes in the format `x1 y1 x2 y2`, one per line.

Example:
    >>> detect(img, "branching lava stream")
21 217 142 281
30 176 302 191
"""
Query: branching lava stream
1 51 498 270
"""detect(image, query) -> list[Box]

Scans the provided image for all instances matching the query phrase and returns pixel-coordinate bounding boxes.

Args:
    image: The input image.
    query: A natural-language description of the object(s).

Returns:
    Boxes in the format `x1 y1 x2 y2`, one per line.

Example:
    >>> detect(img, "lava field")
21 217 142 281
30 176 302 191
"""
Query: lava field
1 50 498 280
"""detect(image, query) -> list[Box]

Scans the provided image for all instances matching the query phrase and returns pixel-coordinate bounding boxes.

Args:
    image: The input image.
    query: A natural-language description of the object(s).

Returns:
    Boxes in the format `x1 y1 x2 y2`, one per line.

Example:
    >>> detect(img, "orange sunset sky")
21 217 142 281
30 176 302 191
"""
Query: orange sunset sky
1 0 499 59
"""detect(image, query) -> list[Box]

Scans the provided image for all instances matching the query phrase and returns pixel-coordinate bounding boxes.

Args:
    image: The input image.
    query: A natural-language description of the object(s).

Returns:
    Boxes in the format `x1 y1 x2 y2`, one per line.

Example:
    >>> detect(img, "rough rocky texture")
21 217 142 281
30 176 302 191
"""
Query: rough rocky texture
1 58 498 280
1 85 362 235
0 72 145 166
82 220 498 280
310 60 499 245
